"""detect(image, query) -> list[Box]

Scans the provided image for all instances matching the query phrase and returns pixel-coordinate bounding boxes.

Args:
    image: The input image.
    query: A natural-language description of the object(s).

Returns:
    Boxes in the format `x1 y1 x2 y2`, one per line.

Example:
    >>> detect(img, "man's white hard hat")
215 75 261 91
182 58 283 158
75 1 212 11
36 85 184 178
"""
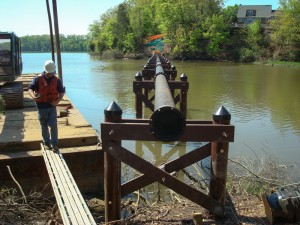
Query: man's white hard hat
44 60 56 73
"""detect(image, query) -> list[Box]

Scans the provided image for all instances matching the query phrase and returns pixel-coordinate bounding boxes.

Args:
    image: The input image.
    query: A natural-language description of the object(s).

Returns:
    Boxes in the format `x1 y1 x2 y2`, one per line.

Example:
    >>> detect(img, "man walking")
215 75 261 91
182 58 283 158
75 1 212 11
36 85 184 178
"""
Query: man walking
28 60 65 152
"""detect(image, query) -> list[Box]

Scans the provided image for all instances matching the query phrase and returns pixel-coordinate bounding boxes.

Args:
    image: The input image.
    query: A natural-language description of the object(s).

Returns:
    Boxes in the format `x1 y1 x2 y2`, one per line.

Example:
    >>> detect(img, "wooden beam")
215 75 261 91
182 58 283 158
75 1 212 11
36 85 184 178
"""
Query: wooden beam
101 122 234 142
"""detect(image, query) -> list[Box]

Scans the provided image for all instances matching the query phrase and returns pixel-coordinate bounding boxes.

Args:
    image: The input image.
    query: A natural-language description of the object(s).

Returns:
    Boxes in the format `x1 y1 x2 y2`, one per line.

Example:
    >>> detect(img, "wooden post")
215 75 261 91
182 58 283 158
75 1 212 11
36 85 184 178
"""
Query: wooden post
135 72 143 118
180 73 188 118
170 65 176 97
104 101 122 222
209 106 231 216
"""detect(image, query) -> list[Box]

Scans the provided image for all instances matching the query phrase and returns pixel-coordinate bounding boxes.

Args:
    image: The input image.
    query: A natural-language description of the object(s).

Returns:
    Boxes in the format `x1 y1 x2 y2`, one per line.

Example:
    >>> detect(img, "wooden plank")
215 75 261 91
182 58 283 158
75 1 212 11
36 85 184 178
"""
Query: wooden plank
50 152 89 224
120 119 213 124
60 154 96 224
101 122 235 142
41 146 71 225
47 151 84 224
51 148 96 224
41 144 96 225
50 150 90 224
133 80 188 89
45 148 83 224
52 152 94 224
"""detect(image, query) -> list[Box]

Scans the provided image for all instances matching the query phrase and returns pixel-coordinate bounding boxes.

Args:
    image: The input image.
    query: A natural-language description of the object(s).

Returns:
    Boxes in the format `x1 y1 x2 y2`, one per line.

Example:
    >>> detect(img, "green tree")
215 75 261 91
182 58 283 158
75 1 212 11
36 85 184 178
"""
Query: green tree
270 0 300 61
202 14 229 58
247 20 263 56
238 20 268 63
21 35 87 52
88 0 246 60
152 0 224 59
127 0 159 51
222 4 238 24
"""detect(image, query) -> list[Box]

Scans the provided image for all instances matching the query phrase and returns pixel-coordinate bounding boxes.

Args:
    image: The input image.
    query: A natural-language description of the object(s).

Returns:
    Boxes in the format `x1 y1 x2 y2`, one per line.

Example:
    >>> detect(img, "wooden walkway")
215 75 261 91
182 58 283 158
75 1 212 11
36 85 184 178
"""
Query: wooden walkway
41 144 96 225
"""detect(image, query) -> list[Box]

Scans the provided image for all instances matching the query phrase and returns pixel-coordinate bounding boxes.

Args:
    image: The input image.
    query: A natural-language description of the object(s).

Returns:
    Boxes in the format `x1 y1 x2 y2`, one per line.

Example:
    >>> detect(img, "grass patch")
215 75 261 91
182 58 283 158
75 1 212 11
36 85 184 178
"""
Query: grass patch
266 60 300 67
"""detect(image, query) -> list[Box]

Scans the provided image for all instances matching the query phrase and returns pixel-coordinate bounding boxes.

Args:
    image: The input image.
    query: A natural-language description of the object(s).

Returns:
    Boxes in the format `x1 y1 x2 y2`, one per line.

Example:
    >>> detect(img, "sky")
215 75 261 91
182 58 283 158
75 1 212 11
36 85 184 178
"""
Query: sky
0 0 280 37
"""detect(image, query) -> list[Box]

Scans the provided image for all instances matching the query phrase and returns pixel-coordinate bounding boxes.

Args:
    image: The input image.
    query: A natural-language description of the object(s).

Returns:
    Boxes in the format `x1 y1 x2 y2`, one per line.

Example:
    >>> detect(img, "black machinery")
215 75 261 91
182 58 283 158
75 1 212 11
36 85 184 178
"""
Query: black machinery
0 32 23 109
262 184 300 224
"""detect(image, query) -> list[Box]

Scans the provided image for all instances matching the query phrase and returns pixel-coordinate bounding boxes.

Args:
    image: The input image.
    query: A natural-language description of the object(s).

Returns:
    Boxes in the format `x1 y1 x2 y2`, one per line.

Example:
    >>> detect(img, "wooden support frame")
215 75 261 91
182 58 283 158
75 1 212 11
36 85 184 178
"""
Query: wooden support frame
133 80 189 118
101 119 235 222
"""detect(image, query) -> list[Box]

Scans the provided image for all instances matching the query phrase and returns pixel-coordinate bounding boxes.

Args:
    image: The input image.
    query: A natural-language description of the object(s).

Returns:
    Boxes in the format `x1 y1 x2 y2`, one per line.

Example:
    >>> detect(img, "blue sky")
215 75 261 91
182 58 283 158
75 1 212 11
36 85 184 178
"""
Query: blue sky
0 0 280 37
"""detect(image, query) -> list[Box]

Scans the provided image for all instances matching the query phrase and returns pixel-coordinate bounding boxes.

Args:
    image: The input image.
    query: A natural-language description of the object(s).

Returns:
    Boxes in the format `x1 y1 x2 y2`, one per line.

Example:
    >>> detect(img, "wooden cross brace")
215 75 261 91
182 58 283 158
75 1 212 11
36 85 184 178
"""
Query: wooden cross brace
104 141 224 216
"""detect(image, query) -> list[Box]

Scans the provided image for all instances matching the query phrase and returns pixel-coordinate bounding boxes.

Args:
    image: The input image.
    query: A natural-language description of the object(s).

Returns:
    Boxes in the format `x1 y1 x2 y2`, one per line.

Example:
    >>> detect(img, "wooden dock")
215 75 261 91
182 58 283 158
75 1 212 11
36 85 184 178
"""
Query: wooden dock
0 74 104 196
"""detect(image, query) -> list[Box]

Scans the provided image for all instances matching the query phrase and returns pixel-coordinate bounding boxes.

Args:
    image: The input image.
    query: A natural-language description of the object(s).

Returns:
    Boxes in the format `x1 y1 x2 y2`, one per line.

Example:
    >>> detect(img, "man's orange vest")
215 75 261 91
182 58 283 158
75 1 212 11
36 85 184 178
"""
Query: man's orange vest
36 75 59 103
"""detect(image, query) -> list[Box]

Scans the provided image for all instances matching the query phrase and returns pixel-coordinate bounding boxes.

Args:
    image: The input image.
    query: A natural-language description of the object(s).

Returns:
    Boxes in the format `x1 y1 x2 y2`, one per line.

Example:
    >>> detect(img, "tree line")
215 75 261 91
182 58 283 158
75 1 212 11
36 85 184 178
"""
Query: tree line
87 0 300 62
20 34 88 52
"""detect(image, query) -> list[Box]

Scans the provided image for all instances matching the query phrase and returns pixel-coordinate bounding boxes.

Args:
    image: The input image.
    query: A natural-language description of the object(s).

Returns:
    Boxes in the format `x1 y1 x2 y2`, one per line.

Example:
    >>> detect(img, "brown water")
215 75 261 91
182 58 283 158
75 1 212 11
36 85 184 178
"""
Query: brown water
23 53 300 173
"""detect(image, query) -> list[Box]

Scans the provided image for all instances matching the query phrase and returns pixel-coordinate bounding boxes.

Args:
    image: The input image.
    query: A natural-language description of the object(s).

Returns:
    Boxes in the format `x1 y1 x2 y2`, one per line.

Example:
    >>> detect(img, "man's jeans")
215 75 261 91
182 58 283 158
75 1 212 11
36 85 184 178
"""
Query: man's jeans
37 106 58 145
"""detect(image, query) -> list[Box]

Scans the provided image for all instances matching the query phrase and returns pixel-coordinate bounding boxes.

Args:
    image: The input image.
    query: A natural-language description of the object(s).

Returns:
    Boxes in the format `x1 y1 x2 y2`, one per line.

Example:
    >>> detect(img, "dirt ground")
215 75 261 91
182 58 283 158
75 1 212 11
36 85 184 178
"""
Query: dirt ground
0 187 272 225
114 193 270 225
1 156 297 225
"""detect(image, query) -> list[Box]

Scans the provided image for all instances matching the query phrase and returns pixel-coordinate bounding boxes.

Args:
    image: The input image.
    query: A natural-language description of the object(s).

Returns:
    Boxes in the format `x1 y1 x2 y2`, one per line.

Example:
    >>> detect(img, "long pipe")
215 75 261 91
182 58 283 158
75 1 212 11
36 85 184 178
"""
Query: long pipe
149 55 185 142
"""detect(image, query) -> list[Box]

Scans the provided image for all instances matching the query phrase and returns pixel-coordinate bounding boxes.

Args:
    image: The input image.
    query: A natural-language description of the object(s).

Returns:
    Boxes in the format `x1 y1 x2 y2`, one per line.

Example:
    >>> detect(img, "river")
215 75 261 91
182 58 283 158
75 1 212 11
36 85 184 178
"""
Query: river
22 52 300 177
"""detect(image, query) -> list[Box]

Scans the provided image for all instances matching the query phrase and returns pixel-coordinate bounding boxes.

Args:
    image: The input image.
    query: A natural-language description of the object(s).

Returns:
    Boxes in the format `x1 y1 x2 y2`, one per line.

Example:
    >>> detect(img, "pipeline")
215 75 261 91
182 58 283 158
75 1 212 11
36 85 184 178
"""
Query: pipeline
149 54 185 142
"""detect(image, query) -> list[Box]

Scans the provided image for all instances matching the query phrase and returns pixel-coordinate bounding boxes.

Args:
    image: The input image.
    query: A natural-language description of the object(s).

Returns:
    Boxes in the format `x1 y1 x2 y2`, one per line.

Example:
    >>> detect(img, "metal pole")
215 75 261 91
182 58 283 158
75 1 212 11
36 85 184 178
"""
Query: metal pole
52 0 62 81
45 0 55 62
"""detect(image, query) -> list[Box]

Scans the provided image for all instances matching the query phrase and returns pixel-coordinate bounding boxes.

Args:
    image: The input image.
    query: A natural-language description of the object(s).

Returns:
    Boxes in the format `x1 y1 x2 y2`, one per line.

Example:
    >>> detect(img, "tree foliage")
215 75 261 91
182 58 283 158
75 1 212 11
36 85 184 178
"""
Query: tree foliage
270 0 300 61
85 0 299 62
20 35 87 52
88 0 227 59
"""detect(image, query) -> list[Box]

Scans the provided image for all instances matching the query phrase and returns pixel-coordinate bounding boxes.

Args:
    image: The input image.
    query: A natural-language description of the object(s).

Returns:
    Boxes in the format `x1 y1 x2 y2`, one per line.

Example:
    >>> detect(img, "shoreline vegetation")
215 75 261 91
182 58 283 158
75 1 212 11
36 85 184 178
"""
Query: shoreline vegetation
21 51 300 68
264 60 300 68
18 0 300 64
1 154 299 224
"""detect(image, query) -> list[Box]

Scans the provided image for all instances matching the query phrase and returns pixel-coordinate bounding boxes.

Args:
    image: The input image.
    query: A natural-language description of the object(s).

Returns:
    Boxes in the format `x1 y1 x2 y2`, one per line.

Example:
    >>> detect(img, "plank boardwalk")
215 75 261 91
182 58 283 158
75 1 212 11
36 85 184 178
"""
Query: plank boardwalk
41 144 97 225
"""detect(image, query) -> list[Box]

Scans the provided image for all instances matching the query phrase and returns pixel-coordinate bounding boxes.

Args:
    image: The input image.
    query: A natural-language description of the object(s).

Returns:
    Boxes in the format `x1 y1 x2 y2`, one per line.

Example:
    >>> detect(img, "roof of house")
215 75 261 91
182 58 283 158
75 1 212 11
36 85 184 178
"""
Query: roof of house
237 5 272 18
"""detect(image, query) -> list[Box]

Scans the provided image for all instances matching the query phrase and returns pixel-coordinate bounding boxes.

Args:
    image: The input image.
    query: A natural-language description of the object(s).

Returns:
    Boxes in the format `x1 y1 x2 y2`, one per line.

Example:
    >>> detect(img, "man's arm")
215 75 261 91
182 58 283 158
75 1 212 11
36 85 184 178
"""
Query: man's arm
28 89 38 99
51 80 65 106
28 77 40 100
51 92 64 106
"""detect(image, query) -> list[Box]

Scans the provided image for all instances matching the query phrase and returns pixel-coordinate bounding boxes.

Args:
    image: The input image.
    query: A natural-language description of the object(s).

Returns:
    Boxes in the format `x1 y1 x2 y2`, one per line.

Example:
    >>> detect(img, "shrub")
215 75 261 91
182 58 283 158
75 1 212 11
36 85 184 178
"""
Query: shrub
239 48 256 63
102 49 124 59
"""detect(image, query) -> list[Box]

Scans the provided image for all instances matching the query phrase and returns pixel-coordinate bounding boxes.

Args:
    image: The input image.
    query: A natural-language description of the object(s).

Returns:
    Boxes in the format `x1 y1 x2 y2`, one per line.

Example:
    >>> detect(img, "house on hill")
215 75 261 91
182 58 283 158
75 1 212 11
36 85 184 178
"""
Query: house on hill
237 5 277 26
